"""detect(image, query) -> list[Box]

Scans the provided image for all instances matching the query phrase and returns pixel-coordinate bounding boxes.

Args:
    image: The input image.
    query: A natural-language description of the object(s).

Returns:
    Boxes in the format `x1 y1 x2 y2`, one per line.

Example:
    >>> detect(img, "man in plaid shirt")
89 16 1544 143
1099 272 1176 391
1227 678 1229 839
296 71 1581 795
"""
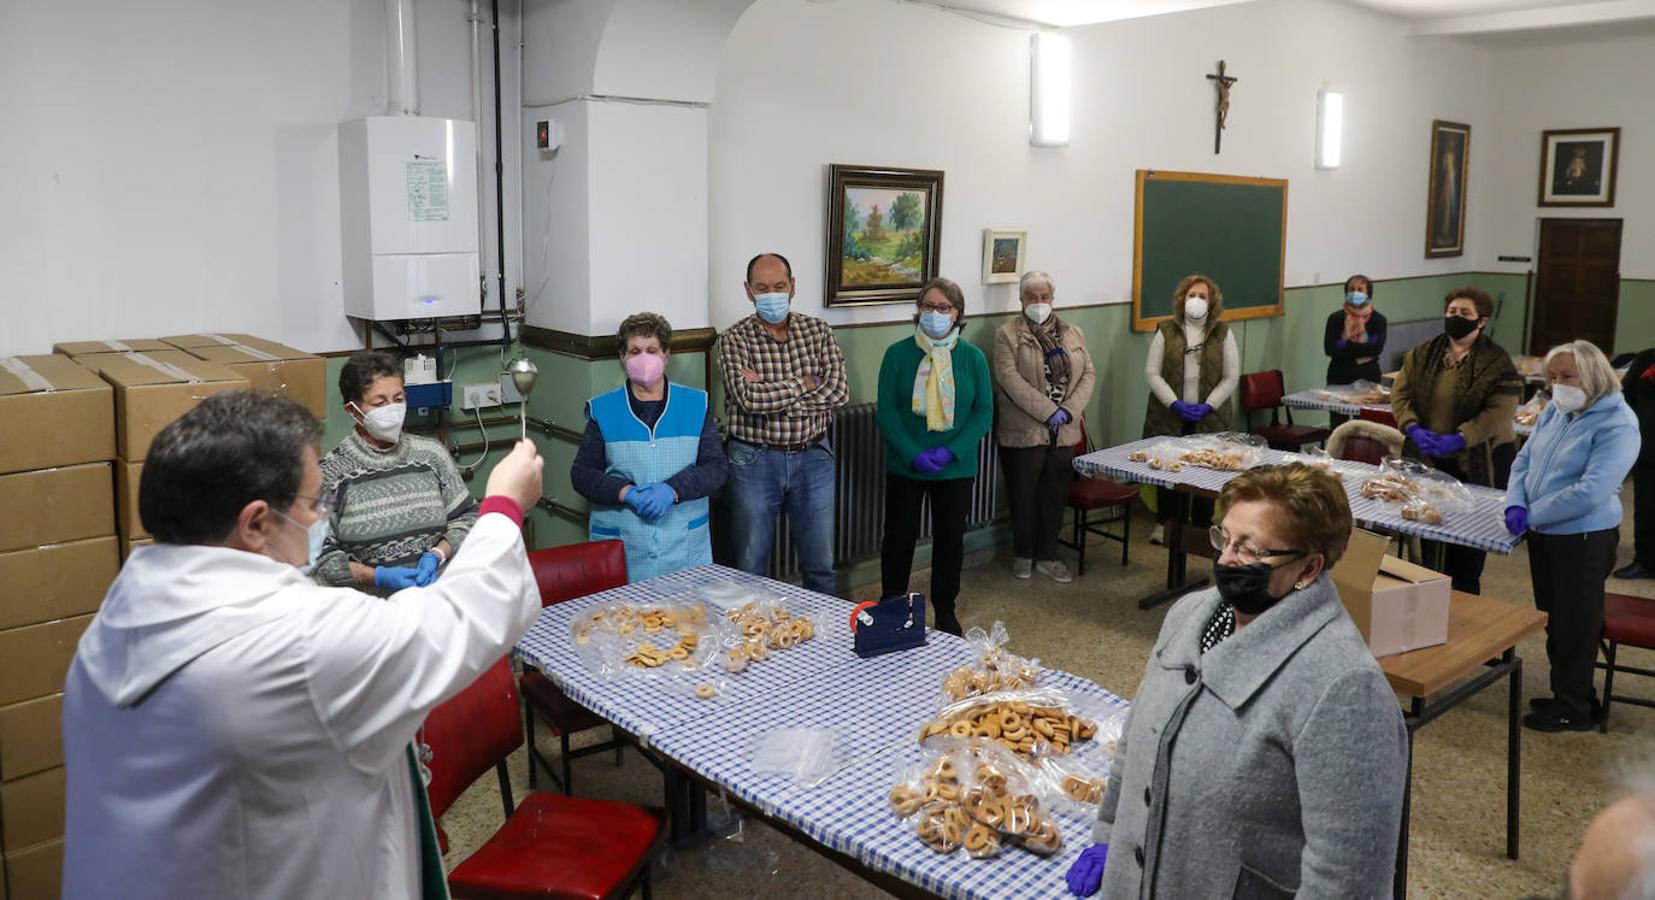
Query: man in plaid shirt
718 252 850 594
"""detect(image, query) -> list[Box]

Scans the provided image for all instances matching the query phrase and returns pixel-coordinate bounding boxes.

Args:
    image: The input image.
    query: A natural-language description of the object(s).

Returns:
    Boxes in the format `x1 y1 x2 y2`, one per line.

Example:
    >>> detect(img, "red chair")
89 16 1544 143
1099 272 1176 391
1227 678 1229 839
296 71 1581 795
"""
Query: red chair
1598 593 1655 733
1239 370 1330 451
1358 405 1399 429
425 658 665 900
1060 423 1138 575
521 541 629 793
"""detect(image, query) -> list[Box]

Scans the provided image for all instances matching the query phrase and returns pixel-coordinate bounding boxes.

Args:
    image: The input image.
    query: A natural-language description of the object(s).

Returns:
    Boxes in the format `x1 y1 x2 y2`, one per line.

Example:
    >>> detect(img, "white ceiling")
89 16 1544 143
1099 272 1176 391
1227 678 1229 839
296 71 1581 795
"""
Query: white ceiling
1346 0 1610 17
913 0 1655 34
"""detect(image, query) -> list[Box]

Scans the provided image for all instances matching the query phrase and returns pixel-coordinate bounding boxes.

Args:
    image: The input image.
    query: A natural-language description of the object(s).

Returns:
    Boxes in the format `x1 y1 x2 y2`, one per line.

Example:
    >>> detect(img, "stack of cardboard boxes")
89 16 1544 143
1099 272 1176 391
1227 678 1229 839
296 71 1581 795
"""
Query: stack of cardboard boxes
0 355 119 899
161 334 327 418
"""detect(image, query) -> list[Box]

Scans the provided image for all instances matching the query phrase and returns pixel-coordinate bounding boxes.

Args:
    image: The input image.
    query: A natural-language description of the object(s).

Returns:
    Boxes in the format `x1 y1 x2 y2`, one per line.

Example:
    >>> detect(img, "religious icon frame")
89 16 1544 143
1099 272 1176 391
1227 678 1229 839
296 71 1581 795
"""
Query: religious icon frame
1424 120 1471 259
1538 127 1619 208
981 228 1027 285
824 164 946 307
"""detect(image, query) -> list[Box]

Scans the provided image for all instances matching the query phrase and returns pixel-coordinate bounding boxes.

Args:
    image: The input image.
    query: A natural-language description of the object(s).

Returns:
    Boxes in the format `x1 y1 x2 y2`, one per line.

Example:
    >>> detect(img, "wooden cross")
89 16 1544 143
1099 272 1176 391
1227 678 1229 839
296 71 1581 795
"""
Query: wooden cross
1206 60 1238 155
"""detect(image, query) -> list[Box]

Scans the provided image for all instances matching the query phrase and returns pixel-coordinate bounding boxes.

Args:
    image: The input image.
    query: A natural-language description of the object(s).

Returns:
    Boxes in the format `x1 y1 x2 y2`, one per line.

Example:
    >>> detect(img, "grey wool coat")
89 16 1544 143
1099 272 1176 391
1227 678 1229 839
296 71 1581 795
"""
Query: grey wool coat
1093 577 1409 899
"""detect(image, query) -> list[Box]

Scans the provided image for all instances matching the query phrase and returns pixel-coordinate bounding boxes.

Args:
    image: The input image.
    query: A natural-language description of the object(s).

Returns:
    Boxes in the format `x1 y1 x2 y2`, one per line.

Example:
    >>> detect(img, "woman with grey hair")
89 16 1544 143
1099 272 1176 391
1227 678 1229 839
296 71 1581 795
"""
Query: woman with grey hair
992 270 1096 582
1504 339 1639 732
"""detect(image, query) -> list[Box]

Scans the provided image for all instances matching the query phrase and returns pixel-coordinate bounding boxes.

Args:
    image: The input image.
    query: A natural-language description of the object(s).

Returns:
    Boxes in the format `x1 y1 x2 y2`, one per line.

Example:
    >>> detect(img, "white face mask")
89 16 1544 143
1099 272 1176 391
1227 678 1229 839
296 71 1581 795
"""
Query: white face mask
273 507 330 573
1184 297 1209 320
1024 303 1052 325
1552 384 1588 413
351 401 405 443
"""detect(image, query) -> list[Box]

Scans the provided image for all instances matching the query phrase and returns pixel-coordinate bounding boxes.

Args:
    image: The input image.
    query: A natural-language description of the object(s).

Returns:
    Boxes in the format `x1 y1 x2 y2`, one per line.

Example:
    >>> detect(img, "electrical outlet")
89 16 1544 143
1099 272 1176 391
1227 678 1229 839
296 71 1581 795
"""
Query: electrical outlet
461 383 502 410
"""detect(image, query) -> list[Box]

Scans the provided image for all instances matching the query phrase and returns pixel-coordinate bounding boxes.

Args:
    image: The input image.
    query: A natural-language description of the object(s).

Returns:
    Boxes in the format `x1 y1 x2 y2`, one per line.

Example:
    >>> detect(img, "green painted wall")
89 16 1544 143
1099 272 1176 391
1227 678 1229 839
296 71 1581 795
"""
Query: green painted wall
1617 279 1655 354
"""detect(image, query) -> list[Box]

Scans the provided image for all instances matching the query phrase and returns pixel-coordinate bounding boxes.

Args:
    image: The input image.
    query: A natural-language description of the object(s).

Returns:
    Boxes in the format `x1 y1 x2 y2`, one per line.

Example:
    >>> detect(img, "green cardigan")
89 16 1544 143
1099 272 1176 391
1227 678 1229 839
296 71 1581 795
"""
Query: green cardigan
876 334 994 480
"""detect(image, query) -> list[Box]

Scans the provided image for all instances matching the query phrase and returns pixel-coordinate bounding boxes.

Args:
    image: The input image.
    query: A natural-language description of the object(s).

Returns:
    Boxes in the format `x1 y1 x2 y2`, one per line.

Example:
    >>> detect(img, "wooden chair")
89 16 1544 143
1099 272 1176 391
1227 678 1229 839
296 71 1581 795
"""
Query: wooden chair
1059 423 1137 575
521 540 629 793
1598 593 1655 733
425 657 664 900
1239 370 1330 451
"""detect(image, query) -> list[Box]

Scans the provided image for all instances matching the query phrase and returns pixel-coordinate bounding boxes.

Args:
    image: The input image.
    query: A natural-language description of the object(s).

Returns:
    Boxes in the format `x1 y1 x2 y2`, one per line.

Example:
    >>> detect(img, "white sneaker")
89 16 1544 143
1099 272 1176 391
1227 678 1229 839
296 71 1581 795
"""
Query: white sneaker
1036 560 1073 584
1013 557 1033 579
1149 524 1165 545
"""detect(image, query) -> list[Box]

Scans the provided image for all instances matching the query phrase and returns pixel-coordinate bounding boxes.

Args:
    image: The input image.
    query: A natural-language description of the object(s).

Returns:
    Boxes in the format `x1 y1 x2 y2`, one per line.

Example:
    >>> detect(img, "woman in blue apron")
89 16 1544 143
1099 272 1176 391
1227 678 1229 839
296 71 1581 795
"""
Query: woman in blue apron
571 313 728 581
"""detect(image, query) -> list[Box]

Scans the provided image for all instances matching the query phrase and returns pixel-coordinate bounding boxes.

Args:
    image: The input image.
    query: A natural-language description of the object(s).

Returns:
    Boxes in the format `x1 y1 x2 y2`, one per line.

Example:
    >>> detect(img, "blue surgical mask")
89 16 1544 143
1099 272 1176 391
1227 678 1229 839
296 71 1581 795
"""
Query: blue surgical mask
920 311 955 338
1346 292 1369 306
753 292 790 324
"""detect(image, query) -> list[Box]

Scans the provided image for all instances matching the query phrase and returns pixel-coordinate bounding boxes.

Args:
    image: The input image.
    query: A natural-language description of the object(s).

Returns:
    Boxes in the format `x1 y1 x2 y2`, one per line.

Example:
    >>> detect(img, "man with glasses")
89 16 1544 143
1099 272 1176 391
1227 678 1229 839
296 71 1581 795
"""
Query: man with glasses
62 391 546 899
717 252 850 594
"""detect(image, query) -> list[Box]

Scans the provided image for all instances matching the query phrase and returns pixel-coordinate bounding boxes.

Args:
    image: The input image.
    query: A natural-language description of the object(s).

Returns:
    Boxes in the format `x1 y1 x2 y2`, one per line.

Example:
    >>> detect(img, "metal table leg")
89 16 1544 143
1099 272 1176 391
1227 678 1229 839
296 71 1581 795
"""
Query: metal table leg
1139 489 1210 610
1394 697 1423 900
1506 650 1521 860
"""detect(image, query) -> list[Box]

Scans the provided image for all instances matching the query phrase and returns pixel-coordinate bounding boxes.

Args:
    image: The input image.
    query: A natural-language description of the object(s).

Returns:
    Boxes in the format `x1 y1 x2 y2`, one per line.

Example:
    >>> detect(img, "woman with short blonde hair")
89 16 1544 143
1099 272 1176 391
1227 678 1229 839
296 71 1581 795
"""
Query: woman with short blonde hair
1504 340 1639 731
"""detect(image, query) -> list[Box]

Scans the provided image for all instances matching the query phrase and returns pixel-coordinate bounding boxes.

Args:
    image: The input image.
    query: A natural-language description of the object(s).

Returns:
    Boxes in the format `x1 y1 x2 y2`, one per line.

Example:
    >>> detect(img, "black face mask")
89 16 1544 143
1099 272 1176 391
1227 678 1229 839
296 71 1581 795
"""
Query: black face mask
1443 315 1479 341
1213 558 1305 616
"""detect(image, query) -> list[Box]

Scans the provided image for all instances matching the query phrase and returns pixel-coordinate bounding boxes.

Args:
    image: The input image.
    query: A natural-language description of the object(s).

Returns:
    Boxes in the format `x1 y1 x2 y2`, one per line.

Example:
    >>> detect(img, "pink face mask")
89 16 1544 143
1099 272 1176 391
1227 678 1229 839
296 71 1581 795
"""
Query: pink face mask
624 352 666 387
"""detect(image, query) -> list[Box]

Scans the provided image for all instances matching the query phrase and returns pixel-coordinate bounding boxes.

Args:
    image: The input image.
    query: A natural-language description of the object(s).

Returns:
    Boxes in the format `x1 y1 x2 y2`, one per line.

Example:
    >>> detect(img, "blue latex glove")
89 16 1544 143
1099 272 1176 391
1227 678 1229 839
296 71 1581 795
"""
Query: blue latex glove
1066 843 1109 896
911 451 944 474
1047 409 1071 427
414 552 441 587
629 483 674 521
1191 403 1214 419
374 566 422 591
1169 400 1197 422
1433 431 1467 456
1505 505 1528 535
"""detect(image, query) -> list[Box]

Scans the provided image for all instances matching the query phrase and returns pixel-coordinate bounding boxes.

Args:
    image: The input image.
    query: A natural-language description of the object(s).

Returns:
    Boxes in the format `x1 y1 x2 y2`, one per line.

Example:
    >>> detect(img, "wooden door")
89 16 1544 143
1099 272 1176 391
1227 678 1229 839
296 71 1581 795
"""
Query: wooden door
1531 218 1622 355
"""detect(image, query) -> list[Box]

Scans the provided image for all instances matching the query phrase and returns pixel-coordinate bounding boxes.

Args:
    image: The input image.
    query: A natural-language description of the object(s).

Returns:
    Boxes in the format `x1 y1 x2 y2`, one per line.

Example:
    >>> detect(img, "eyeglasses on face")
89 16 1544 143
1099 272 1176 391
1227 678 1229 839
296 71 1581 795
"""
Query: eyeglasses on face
1208 525 1304 563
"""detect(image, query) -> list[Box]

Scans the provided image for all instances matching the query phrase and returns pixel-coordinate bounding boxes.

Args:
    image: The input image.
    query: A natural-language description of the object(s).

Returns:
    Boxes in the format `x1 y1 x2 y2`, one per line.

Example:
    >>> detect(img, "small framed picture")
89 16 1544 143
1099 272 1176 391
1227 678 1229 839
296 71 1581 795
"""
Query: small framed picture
1539 127 1620 207
981 228 1027 284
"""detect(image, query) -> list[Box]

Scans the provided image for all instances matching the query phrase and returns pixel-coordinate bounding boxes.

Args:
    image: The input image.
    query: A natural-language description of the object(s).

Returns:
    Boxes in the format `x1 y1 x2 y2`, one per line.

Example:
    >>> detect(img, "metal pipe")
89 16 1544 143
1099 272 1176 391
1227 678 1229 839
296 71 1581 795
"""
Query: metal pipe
468 0 489 315
491 0 511 349
385 0 419 115
537 496 586 524
372 322 410 352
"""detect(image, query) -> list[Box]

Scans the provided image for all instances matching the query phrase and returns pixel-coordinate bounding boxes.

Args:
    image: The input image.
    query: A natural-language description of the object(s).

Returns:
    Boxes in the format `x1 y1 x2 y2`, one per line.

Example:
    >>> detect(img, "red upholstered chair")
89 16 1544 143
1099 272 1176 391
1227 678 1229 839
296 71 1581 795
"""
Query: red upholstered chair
1358 405 1399 429
1239 370 1330 451
521 541 629 793
1059 423 1138 575
425 657 665 900
1598 593 1655 733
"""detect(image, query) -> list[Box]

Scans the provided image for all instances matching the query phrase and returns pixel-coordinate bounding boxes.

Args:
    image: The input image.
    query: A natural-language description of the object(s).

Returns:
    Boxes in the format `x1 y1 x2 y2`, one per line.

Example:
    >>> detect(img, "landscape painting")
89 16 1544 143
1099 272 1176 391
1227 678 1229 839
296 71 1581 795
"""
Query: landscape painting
982 228 1027 284
826 165 944 306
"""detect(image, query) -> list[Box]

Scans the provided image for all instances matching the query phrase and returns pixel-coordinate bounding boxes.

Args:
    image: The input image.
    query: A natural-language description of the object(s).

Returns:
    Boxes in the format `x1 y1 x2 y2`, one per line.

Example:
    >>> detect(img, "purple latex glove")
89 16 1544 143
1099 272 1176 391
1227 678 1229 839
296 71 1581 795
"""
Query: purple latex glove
1170 400 1201 423
1504 505 1528 535
1191 403 1214 419
1433 431 1467 456
911 451 944 474
1066 843 1109 896
1405 423 1437 454
1047 409 1071 427
929 446 956 467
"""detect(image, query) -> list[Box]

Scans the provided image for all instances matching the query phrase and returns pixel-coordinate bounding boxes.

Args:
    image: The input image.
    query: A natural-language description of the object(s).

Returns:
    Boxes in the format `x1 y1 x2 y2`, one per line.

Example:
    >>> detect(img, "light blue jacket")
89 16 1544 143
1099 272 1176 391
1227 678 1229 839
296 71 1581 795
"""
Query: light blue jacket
586 384 712 581
1505 391 1640 535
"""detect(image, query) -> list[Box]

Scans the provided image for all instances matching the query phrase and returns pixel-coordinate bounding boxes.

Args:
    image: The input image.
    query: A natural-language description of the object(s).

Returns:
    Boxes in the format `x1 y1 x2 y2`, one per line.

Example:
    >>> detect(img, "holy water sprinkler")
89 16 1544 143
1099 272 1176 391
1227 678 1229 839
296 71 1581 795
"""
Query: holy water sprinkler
507 357 538 440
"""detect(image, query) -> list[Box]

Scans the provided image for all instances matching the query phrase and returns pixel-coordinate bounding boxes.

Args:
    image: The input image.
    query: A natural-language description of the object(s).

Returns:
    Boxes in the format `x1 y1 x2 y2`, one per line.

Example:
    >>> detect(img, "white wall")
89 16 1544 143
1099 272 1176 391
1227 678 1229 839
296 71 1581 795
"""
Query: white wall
0 0 522 358
1475 27 1655 277
708 0 1495 328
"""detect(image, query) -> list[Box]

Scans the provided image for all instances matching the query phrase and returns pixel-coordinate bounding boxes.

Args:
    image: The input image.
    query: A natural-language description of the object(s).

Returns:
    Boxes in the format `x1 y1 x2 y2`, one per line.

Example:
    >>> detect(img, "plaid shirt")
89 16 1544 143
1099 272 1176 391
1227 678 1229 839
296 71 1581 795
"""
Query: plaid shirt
717 312 850 445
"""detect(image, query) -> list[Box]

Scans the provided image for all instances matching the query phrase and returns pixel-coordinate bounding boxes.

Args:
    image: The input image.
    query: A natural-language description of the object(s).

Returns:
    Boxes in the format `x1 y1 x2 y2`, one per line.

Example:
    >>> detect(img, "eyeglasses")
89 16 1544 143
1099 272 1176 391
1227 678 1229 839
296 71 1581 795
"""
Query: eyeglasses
1208 526 1304 563
919 302 956 314
294 492 336 520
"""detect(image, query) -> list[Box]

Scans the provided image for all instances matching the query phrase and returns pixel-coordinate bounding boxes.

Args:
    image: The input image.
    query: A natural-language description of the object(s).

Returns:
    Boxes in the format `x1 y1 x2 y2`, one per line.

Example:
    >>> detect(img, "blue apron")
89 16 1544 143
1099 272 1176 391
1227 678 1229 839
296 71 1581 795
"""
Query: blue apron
586 383 712 581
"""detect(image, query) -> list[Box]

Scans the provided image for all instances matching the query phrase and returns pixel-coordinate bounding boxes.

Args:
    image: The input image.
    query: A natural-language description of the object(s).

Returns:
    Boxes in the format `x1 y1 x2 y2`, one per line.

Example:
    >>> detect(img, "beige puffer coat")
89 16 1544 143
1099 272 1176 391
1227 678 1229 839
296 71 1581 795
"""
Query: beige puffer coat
992 316 1096 449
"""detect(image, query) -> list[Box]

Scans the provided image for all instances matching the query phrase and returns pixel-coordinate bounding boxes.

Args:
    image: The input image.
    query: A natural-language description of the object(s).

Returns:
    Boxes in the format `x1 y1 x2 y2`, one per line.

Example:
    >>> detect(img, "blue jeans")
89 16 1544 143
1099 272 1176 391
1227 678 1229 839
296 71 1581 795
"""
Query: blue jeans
725 438 837 595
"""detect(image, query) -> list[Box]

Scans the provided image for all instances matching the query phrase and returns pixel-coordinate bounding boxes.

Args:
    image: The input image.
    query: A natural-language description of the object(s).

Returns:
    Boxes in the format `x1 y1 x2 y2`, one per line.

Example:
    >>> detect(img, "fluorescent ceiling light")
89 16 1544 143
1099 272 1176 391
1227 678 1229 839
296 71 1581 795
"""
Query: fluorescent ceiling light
1030 32 1072 148
1316 90 1343 169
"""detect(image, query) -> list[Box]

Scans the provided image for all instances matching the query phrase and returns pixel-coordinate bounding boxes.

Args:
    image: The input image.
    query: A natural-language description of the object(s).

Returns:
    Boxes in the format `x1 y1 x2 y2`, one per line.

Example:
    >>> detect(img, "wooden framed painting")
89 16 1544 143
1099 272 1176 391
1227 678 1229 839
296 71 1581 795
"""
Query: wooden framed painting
1539 127 1619 207
825 164 944 306
981 228 1027 285
1424 120 1470 259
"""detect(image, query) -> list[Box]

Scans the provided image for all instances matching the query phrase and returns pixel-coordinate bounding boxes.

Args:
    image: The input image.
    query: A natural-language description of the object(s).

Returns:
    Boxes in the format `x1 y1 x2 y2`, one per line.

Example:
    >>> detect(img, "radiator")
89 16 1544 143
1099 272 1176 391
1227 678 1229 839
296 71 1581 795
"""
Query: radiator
765 402 1000 580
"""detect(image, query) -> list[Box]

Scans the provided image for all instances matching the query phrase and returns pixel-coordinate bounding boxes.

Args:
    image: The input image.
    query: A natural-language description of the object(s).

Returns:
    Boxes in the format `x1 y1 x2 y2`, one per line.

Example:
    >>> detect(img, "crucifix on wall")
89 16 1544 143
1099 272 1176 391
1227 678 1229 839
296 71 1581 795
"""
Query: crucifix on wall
1206 60 1238 154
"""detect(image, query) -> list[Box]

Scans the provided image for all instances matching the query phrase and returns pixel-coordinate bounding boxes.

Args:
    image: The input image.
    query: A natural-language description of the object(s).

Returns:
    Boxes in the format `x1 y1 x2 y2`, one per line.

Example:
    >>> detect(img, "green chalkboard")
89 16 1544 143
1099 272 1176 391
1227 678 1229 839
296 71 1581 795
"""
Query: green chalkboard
1133 170 1287 331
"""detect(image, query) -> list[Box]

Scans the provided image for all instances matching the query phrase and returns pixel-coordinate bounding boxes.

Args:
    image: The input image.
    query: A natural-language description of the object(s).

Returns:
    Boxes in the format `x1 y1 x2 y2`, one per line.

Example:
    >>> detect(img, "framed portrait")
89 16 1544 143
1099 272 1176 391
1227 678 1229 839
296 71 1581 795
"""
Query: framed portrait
1424 120 1470 259
981 228 1027 284
1539 127 1619 207
825 164 944 306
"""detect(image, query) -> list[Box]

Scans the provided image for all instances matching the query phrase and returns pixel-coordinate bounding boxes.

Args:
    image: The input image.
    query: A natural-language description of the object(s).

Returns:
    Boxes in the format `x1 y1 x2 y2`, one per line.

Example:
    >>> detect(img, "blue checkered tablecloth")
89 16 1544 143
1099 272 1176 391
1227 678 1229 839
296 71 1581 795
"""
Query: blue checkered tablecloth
515 564 1132 899
1073 439 1520 555
1282 388 1392 418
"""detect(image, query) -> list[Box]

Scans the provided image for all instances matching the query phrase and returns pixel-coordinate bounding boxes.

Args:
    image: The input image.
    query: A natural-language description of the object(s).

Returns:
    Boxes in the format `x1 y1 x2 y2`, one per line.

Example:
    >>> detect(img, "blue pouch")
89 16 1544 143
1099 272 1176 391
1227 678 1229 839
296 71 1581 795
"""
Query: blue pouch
851 593 927 659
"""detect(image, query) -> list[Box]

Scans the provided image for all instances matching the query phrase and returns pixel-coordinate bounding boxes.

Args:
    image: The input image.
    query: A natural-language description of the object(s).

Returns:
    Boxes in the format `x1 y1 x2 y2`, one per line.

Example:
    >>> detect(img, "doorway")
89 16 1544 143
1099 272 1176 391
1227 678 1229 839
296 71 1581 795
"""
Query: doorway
1530 218 1622 355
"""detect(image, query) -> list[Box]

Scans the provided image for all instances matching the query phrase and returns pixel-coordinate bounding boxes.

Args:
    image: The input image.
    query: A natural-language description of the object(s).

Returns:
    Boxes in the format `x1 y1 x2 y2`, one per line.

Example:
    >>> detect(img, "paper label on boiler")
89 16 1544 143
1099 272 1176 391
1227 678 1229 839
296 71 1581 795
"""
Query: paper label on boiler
406 160 449 222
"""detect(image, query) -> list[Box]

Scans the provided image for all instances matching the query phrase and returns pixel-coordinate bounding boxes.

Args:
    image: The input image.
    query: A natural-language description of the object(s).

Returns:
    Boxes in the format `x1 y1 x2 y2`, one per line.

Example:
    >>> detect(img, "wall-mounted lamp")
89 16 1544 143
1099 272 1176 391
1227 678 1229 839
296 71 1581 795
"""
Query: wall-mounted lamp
1316 90 1343 169
1030 32 1071 148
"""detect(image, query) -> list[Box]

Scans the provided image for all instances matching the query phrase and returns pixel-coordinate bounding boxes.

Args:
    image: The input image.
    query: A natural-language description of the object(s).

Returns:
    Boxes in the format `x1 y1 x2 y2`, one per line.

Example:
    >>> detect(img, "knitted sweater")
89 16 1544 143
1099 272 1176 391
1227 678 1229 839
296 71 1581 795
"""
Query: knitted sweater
314 430 478 590
876 334 994 481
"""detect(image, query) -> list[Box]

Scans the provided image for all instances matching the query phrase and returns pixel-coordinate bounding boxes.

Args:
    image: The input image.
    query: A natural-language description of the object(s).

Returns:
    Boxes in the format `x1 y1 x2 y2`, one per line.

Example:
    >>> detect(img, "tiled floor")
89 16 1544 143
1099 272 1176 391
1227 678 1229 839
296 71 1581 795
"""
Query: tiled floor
439 502 1655 899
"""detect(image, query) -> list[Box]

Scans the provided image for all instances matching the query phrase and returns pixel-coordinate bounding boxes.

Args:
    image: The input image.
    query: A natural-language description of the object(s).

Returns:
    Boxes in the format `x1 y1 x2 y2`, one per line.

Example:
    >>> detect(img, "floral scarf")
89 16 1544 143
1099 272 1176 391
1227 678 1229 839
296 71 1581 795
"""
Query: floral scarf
912 324 959 432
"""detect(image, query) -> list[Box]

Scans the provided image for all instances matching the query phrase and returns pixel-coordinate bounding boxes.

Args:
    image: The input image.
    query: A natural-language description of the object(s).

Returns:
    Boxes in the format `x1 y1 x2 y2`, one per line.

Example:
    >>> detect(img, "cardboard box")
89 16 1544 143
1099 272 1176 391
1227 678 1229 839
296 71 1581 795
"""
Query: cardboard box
158 332 266 350
0 696 62 783
181 341 326 418
0 536 117 631
121 537 154 561
3 838 60 900
0 615 93 708
79 352 249 461
1331 529 1451 657
0 355 116 477
115 460 146 541
0 767 64 850
52 338 171 358
0 464 114 554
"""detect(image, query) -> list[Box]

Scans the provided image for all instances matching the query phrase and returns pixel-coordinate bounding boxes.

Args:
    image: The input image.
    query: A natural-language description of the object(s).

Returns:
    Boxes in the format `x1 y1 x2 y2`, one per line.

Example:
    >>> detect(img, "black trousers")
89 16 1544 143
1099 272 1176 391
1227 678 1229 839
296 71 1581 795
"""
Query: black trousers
882 474 974 616
999 444 1074 561
1633 461 1655 568
1425 444 1516 594
1528 528 1619 719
